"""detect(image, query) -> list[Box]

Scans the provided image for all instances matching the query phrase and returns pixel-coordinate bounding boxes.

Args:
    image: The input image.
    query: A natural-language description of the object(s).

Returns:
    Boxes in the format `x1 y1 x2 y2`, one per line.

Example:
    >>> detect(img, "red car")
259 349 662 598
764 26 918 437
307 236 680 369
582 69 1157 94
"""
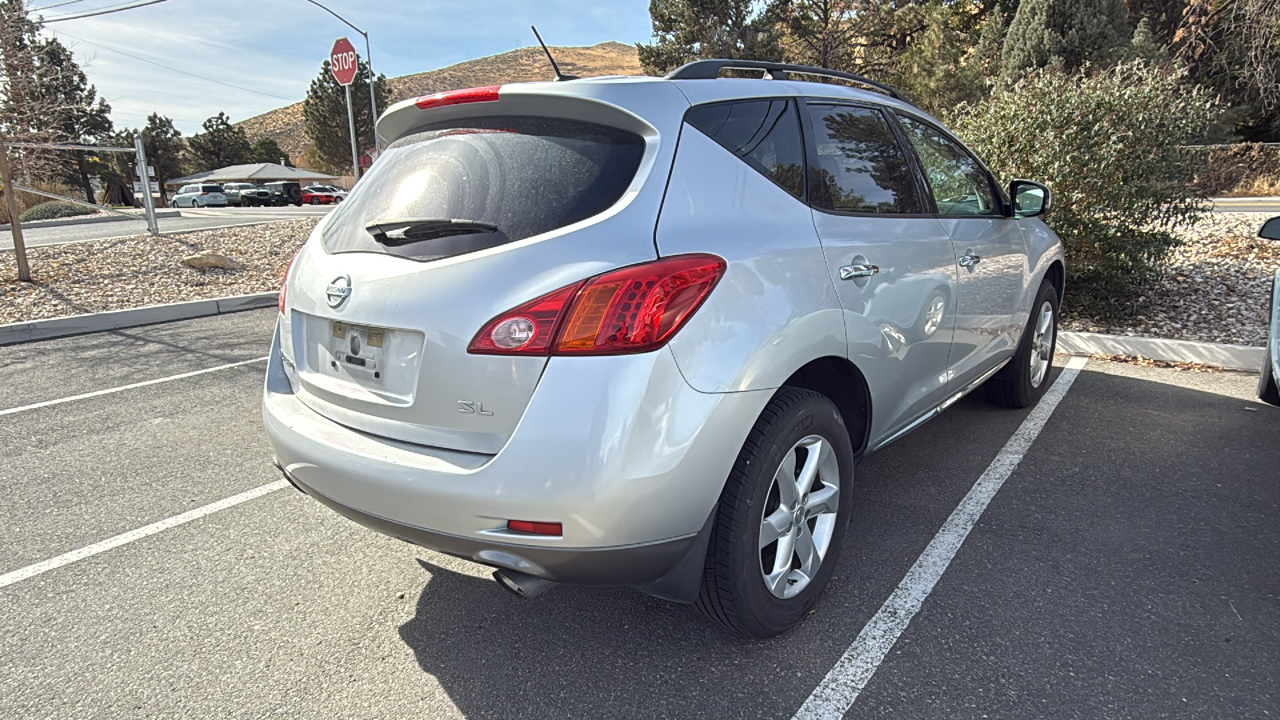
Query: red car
301 187 337 205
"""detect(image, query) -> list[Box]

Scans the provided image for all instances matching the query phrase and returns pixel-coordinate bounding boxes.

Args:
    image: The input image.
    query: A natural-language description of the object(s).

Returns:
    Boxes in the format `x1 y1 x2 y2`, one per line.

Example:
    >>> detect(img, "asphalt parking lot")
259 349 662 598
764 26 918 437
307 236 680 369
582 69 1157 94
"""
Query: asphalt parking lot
1 310 1277 718
2 205 333 250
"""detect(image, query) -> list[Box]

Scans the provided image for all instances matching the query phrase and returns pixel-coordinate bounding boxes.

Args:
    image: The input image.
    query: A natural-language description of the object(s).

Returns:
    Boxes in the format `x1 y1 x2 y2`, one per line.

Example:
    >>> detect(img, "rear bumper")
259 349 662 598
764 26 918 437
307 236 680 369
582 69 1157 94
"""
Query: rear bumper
262 319 771 586
283 466 697 585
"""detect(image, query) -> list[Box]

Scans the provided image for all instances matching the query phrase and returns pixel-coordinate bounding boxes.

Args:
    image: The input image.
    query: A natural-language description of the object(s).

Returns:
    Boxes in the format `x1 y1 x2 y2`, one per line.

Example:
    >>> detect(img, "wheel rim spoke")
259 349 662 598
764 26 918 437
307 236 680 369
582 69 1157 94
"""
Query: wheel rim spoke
794 523 820 582
795 438 825 500
771 528 797 577
774 451 798 507
760 508 791 550
804 484 839 518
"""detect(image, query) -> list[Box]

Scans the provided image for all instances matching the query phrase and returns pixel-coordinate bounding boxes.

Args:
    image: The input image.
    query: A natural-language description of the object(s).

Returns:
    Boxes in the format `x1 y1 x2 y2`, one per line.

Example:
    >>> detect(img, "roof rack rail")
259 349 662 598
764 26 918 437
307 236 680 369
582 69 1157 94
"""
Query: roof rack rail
665 59 907 102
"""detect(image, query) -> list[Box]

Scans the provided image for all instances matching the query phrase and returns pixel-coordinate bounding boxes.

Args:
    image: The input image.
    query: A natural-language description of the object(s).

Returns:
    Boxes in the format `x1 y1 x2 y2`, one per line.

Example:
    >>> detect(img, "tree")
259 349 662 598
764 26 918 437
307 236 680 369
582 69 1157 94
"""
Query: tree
1174 0 1280 140
894 5 995 112
1128 17 1170 65
302 59 387 174
186 112 250 171
141 114 186 201
1000 0 1130 79
28 37 112 203
773 0 862 70
0 0 61 189
637 0 781 74
248 137 290 166
948 62 1218 316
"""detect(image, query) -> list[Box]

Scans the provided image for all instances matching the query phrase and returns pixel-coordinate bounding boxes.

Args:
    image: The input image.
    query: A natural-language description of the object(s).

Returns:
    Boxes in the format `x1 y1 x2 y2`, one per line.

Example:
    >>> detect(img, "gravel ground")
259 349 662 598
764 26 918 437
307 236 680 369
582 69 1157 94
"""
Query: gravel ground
1063 212 1279 347
0 219 317 324
3 212 1277 347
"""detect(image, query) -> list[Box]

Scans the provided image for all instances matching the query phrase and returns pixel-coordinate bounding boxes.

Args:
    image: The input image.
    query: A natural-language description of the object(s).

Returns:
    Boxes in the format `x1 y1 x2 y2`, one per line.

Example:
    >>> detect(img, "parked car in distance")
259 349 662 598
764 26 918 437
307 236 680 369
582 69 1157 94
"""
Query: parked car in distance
223 182 269 207
265 60 1065 639
1258 216 1280 406
301 186 338 205
264 181 303 207
305 184 348 202
172 183 228 208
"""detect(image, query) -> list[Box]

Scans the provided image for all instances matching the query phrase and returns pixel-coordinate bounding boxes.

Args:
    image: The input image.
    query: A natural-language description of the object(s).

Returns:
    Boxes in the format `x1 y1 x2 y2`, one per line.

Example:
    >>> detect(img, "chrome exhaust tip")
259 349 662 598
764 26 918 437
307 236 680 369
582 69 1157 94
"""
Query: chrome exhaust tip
493 569 556 599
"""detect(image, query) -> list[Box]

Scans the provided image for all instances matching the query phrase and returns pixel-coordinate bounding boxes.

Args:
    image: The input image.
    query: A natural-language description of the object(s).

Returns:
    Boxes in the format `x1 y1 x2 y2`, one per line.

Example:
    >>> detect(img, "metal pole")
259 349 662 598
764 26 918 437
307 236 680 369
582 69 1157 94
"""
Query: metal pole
345 84 360 182
133 136 159 236
0 144 32 282
362 32 380 153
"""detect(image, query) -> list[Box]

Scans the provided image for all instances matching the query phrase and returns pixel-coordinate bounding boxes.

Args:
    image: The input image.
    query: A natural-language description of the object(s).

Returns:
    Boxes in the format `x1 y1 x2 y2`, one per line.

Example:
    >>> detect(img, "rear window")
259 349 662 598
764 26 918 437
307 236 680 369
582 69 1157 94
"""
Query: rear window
201 185 223 193
322 116 645 261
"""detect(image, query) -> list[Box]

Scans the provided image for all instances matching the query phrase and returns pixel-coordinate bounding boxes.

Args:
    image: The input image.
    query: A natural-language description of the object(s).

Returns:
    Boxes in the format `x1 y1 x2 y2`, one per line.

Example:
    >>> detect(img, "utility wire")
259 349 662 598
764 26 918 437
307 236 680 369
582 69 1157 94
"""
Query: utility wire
29 0 91 12
51 29 296 101
42 0 170 23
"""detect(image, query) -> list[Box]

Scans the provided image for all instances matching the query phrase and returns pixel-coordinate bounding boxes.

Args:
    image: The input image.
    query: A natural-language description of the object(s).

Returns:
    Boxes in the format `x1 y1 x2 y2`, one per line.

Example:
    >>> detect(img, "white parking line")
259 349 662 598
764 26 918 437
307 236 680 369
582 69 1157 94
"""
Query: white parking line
0 356 268 417
0 481 289 590
793 356 1089 719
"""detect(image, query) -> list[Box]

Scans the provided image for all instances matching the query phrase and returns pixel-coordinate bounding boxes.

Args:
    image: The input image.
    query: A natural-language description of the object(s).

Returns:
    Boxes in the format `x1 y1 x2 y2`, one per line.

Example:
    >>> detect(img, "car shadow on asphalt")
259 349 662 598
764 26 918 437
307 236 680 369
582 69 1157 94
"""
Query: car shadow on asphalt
392 366 1280 719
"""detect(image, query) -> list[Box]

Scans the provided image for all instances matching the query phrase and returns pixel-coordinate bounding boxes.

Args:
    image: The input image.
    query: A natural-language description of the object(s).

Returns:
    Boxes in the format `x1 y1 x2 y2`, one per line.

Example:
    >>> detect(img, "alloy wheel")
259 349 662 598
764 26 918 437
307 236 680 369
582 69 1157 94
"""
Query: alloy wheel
758 435 841 599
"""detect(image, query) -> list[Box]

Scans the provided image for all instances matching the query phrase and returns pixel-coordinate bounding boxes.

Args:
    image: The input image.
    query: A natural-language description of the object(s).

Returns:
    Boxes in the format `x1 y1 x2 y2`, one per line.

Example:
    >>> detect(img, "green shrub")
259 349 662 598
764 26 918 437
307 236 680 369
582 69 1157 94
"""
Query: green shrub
19 200 99 223
946 62 1218 318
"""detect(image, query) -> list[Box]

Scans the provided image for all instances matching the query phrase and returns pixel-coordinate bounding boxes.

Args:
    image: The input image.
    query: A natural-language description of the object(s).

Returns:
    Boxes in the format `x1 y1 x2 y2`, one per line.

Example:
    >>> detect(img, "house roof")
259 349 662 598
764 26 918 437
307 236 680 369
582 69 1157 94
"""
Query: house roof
165 163 338 186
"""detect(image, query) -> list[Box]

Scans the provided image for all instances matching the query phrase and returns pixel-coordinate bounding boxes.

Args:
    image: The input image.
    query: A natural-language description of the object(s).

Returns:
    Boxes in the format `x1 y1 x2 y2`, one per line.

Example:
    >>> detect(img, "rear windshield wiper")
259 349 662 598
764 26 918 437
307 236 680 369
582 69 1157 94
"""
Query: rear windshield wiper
365 218 500 247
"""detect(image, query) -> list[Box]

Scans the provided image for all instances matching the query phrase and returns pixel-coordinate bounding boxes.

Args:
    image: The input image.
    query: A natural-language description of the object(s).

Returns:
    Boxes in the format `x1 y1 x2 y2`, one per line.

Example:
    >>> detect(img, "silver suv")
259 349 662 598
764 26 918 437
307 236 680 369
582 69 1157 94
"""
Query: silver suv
264 60 1063 638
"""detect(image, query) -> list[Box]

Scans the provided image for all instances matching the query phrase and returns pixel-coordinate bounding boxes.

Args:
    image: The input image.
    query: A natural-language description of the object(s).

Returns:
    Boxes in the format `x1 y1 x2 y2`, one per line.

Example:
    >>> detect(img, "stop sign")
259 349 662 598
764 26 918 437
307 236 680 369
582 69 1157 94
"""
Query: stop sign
330 38 358 86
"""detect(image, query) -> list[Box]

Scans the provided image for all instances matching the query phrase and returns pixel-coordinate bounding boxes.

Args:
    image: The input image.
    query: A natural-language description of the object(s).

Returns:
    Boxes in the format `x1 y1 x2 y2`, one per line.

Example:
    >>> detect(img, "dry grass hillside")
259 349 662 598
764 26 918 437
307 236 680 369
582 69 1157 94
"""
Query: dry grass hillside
237 41 642 160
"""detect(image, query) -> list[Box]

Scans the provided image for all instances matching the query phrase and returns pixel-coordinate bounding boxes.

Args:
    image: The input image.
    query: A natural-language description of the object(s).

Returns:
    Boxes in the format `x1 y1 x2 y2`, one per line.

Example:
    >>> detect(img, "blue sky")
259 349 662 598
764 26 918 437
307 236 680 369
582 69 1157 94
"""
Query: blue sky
36 0 654 135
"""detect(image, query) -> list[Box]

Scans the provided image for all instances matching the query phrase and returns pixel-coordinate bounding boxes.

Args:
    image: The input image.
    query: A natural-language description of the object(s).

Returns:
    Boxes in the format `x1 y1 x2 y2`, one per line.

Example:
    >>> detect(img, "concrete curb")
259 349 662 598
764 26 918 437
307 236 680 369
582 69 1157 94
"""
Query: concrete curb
0 292 276 346
0 210 180 232
1059 331 1264 372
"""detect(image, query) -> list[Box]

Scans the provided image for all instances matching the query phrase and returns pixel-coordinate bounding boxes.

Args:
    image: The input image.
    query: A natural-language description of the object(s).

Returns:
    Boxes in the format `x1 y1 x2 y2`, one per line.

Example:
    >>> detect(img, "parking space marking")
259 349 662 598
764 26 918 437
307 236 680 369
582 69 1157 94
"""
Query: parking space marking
793 357 1089 720
0 480 289 590
0 356 268 417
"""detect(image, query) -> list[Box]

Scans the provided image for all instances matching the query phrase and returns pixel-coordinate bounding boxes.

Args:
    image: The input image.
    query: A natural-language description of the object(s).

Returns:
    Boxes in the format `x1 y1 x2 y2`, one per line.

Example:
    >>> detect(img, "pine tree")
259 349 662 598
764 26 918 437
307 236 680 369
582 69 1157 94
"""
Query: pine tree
28 37 112 203
637 0 780 75
1000 0 1130 79
1129 17 1170 65
248 137 290 166
301 59 388 175
186 112 251 172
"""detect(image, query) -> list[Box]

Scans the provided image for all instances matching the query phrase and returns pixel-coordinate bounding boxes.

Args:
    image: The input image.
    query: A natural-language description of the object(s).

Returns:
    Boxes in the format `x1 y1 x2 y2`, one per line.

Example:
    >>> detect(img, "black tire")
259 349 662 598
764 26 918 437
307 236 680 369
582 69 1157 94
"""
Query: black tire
989 280 1059 408
1260 345 1280 406
310 197 320 205
696 387 855 638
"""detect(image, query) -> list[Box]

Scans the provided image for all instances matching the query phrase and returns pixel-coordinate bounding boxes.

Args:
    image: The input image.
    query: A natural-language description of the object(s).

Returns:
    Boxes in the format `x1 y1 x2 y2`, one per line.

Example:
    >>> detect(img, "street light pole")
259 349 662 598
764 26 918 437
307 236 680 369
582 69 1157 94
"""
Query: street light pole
304 0 381 153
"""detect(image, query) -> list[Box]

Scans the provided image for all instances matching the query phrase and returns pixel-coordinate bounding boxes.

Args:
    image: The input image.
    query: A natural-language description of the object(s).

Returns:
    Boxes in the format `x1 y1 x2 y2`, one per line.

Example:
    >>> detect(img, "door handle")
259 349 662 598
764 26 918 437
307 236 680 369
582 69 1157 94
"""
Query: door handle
839 264 879 280
958 252 982 267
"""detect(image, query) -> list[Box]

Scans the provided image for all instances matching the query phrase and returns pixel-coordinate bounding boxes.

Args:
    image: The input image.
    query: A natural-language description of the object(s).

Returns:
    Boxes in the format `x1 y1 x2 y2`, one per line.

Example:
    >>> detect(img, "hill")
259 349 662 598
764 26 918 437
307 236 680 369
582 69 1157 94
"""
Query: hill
236 41 642 161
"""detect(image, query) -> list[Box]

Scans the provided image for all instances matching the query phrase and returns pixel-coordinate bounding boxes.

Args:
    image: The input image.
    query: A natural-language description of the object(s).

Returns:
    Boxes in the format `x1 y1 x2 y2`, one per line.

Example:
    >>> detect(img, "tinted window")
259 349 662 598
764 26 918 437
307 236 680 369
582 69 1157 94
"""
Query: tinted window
322 116 645 261
896 115 1000 216
806 105 921 214
685 100 805 198
201 185 222 193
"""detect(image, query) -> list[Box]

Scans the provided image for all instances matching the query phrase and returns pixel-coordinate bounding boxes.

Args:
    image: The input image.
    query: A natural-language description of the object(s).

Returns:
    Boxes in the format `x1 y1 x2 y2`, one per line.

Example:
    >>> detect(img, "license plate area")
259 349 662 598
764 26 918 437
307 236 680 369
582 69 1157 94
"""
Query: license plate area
330 321 385 375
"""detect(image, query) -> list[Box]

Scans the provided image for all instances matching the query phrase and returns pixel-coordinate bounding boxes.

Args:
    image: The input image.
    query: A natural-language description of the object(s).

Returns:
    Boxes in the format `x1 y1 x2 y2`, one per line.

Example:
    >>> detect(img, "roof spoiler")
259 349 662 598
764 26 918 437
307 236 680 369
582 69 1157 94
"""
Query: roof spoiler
665 59 908 103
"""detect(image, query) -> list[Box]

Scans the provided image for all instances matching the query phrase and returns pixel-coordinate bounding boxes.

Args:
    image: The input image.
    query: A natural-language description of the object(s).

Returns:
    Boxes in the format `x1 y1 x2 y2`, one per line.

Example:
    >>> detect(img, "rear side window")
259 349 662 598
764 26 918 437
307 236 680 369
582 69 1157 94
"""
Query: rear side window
202 185 222 193
322 116 645 261
685 99 805 198
805 104 922 214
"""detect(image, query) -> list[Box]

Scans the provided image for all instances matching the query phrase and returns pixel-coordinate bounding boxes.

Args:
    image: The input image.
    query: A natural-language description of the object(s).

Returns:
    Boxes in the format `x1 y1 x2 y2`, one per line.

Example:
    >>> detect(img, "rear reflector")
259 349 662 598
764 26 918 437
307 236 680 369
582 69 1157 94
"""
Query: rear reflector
415 85 501 110
507 520 562 536
467 255 726 356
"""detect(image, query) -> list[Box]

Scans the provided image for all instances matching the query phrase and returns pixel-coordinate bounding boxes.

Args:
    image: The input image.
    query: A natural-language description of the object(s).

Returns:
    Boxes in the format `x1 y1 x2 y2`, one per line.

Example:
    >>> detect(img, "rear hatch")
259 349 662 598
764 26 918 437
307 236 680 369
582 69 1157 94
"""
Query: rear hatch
279 81 688 455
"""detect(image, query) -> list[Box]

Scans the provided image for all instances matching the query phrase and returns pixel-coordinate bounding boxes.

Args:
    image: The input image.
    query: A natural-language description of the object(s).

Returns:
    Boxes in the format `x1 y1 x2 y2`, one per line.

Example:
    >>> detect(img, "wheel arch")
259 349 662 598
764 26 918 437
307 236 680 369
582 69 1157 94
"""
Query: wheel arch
780 356 872 460
1044 259 1065 303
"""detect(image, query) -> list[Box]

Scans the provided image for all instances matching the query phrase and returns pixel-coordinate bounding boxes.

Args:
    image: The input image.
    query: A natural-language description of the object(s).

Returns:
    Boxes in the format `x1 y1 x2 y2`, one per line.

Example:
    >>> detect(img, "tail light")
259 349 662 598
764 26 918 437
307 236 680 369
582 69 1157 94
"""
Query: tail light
416 85 501 110
468 254 726 356
278 251 299 314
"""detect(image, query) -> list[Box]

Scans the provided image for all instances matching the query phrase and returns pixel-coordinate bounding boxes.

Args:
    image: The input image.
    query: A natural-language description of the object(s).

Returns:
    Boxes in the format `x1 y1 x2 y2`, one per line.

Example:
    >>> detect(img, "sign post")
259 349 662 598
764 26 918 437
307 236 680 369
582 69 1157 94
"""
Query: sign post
330 37 361 182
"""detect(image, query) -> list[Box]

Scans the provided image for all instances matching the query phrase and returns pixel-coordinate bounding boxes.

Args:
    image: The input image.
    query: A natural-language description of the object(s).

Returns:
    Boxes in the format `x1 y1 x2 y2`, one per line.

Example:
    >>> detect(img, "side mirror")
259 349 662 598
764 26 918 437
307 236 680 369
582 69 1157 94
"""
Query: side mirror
1260 216 1280 240
1009 180 1050 218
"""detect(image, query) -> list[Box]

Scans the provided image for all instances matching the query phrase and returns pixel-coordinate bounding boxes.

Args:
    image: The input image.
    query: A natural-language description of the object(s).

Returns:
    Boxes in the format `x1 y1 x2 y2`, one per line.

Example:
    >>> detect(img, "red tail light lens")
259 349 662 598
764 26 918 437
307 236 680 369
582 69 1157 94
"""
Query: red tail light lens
467 255 726 356
506 520 562 536
278 251 299 315
415 85 501 110
468 282 585 355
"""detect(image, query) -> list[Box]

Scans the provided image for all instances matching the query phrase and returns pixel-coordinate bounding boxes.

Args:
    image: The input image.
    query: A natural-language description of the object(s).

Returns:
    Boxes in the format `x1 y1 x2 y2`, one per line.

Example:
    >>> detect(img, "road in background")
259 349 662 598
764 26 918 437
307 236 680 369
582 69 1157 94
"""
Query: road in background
1 312 1277 718
1 206 333 251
